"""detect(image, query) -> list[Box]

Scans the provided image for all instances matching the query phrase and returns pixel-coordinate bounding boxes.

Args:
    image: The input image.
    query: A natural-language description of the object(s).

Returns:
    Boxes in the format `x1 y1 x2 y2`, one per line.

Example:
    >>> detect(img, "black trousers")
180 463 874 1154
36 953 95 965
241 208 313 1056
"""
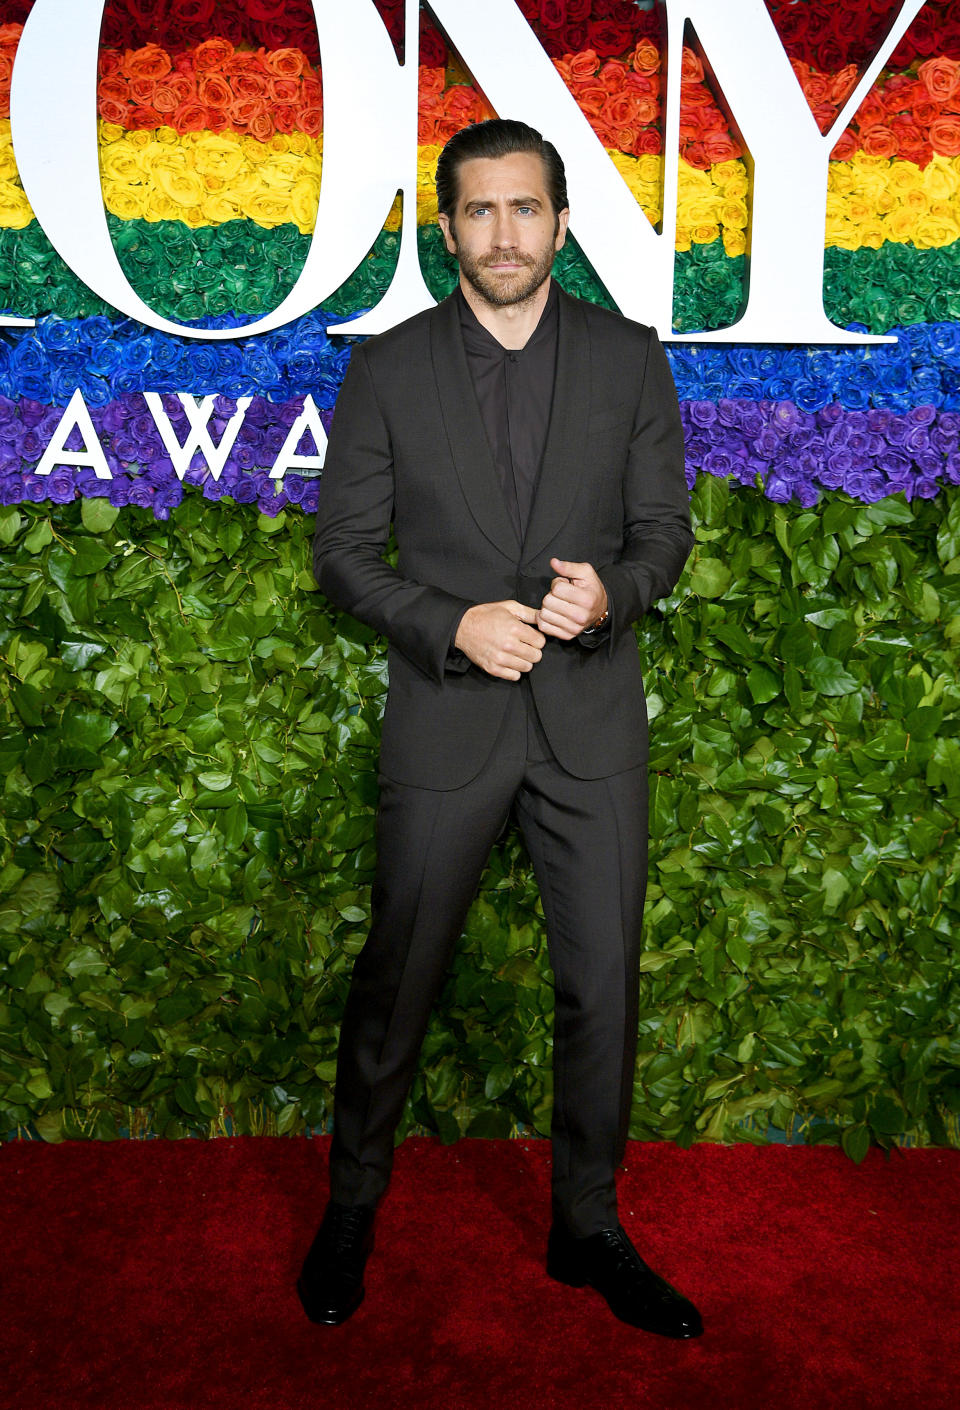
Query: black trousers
328 681 649 1237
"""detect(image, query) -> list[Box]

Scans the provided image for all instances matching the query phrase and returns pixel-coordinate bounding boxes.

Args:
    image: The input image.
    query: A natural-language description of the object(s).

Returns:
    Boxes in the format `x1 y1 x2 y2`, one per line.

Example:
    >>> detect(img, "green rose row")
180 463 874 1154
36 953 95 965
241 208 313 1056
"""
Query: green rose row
0 216 957 334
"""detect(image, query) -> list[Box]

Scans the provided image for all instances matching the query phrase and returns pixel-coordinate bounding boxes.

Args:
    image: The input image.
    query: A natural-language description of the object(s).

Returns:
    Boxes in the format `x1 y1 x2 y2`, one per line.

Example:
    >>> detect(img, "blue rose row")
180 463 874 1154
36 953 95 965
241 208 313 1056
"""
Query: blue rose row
1 311 959 414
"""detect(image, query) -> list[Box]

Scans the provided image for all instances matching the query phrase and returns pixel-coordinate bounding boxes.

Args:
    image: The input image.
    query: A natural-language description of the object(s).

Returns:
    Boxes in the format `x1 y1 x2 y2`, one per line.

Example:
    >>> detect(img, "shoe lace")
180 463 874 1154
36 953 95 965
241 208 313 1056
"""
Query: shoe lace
329 1203 369 1256
600 1227 650 1284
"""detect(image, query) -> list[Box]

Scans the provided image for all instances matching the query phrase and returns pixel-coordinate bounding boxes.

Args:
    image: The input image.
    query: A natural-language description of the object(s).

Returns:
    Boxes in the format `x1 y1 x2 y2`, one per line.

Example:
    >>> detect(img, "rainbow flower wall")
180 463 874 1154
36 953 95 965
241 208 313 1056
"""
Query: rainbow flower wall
2 1 960 1152
0 0 957 514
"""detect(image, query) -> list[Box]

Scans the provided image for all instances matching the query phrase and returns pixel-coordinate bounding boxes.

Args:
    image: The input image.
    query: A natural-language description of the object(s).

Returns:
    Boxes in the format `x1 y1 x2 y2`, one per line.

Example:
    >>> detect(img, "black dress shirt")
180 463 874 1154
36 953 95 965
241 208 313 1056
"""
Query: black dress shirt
457 279 559 543
447 279 607 662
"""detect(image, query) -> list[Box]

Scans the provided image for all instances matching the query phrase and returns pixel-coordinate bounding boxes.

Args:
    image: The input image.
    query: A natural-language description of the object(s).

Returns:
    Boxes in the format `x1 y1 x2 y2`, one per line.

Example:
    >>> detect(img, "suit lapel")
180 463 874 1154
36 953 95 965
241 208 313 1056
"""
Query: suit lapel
430 293 520 557
521 287 592 563
430 284 592 563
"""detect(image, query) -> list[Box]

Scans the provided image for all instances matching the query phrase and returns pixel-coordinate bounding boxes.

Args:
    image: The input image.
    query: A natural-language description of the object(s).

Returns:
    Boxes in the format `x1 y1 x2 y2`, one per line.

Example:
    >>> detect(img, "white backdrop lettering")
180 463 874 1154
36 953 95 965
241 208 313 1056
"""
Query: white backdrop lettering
8 0 926 350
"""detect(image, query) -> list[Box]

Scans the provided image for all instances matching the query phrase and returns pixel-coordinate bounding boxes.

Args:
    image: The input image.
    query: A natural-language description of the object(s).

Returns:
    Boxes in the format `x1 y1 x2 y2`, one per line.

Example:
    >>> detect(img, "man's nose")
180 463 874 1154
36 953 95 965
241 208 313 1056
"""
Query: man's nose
490 212 516 247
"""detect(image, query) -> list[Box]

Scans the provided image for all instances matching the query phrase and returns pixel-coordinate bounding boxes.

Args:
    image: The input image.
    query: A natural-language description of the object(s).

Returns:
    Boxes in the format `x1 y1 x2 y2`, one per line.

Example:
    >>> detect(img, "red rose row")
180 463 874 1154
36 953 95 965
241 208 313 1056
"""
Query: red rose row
0 0 958 72
0 0 652 71
765 0 960 74
524 0 960 70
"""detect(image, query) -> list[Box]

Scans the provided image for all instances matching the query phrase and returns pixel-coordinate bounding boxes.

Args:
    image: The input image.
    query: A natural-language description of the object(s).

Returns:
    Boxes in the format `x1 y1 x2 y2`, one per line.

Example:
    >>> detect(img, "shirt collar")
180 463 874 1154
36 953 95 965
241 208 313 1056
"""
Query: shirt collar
457 278 558 359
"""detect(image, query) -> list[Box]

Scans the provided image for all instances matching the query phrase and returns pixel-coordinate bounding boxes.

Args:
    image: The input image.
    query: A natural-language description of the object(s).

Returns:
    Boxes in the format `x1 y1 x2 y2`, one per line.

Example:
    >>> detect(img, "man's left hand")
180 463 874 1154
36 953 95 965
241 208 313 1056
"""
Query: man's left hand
537 558 608 640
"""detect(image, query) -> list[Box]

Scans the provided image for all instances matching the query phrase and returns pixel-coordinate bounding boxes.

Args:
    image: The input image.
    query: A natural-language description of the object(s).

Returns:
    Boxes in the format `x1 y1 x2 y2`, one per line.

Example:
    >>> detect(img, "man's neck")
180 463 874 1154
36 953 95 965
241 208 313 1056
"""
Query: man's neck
458 275 552 350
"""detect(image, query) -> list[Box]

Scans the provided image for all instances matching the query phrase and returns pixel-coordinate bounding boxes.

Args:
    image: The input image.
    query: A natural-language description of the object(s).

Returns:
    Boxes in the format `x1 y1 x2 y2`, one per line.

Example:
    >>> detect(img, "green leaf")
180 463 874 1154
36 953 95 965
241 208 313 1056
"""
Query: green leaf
190 835 220 873
689 558 732 598
33 1112 65 1143
864 498 913 527
23 518 52 553
60 707 118 750
11 681 44 726
821 867 850 910
0 506 22 544
725 935 751 971
805 608 849 628
484 1064 514 1099
936 497 960 564
61 640 107 669
636 951 677 972
692 474 729 528
711 622 754 657
778 621 815 666
71 539 114 577
806 655 859 695
81 498 120 534
196 770 233 792
220 801 248 850
746 665 780 704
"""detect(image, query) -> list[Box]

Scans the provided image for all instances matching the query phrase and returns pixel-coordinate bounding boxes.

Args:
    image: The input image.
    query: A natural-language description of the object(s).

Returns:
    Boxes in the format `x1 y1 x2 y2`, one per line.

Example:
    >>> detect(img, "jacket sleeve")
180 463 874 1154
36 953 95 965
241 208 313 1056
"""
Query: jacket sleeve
312 345 474 684
591 326 694 653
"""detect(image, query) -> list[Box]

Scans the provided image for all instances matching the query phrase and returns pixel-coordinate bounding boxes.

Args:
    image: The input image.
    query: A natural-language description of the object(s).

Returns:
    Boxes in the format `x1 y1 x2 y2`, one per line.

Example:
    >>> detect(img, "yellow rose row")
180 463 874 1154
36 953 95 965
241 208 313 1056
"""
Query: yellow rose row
0 121 324 233
598 151 960 256
0 121 957 256
826 151 960 251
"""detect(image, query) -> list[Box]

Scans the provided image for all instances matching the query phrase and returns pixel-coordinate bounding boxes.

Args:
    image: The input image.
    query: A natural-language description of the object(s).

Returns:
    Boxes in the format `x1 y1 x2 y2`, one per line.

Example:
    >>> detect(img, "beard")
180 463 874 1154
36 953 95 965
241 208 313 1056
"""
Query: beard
454 238 557 308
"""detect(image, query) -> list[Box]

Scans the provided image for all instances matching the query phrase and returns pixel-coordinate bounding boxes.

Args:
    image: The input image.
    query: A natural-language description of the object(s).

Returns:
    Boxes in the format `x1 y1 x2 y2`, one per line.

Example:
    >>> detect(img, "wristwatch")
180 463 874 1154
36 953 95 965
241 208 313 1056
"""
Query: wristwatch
581 607 610 635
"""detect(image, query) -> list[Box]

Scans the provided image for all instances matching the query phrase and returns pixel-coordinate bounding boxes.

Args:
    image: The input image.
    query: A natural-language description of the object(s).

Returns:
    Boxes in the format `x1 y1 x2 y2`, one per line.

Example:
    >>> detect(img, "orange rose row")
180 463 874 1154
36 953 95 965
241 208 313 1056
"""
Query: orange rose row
832 58 960 164
0 27 325 140
0 23 957 165
0 30 742 163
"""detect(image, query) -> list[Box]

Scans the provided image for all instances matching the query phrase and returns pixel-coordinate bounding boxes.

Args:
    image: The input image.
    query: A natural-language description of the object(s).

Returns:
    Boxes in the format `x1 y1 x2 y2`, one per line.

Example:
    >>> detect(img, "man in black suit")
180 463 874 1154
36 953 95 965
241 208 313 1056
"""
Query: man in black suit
298 119 699 1338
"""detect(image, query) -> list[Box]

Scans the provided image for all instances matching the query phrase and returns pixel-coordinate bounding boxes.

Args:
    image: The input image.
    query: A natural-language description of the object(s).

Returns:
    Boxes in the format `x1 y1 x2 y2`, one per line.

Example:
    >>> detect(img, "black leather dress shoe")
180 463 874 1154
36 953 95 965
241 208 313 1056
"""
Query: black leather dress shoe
547 1222 703 1338
296 1200 376 1325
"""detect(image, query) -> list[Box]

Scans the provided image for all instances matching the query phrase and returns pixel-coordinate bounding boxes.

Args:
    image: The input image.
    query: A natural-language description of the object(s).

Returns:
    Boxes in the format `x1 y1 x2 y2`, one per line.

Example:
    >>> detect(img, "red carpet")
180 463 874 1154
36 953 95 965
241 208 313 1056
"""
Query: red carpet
2 1136 956 1410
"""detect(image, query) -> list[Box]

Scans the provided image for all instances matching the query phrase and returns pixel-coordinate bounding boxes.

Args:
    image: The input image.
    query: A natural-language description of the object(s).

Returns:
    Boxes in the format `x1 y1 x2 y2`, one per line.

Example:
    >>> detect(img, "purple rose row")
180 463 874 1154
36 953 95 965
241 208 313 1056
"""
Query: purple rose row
681 399 960 507
0 391 957 518
0 392 329 518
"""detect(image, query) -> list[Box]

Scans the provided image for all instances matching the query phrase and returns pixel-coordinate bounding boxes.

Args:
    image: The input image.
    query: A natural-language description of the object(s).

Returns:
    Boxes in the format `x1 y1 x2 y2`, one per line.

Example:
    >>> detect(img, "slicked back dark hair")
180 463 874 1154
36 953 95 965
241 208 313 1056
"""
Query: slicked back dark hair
435 118 569 228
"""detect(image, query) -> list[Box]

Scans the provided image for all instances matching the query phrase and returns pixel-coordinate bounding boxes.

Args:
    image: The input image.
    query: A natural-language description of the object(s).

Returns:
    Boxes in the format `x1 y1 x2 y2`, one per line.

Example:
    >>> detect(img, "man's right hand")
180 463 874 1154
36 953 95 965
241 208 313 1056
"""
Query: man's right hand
455 601 546 681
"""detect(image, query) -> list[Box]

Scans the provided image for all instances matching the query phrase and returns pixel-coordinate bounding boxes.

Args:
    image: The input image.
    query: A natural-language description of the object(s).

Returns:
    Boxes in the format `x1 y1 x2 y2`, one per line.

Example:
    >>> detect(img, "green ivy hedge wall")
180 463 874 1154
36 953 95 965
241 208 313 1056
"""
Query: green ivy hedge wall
1 482 959 1159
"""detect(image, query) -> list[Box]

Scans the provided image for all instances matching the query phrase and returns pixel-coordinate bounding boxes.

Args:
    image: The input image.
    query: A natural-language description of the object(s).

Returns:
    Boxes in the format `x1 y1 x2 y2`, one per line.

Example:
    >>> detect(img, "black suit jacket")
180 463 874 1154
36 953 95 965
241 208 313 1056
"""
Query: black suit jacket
312 284 693 789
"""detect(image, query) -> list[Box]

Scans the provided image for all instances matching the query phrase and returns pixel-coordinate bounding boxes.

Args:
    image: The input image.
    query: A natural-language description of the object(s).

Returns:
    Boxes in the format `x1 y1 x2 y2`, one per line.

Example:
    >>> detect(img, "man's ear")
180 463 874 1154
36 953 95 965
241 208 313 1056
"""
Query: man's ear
437 211 457 256
554 208 570 252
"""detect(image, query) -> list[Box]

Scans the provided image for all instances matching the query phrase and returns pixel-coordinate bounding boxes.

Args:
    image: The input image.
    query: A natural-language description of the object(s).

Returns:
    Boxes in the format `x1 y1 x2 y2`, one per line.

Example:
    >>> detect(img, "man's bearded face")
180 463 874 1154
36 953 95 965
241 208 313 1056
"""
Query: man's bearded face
439 151 569 309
